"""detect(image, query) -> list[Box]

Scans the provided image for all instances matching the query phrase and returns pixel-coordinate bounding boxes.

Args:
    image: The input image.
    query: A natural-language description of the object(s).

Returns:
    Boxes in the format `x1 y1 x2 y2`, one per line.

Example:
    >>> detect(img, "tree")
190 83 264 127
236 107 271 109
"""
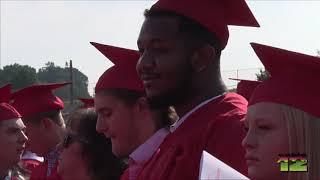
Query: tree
0 63 38 90
256 69 270 81
37 62 90 101
317 50 320 57
228 88 237 93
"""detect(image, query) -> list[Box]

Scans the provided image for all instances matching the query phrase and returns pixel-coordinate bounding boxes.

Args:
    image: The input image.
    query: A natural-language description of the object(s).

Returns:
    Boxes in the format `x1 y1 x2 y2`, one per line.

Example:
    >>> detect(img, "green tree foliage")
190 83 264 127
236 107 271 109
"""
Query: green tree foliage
228 88 237 93
256 69 270 81
0 63 38 90
37 62 90 101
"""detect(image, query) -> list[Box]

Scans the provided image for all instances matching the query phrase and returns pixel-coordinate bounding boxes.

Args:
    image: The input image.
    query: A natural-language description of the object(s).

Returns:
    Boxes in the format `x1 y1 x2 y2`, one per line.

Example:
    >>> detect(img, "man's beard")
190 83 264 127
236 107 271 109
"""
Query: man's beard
147 92 178 109
147 69 193 110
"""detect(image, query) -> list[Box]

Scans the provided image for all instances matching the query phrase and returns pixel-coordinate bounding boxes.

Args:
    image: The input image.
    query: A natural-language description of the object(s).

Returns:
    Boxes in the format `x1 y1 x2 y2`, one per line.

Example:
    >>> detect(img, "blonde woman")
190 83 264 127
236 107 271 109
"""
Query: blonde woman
242 43 320 180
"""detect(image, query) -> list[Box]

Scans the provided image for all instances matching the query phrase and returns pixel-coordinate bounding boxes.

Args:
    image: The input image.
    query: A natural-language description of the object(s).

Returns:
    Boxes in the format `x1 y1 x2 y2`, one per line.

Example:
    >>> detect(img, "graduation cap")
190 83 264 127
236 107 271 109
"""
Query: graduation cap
249 43 320 117
79 98 94 109
0 103 21 122
0 84 12 103
12 82 71 118
229 78 261 101
150 0 260 49
90 42 144 93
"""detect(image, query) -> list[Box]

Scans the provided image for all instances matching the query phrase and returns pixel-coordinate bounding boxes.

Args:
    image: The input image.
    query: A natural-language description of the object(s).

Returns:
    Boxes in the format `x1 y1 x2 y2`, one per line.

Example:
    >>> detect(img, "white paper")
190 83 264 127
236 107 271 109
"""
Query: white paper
199 151 249 180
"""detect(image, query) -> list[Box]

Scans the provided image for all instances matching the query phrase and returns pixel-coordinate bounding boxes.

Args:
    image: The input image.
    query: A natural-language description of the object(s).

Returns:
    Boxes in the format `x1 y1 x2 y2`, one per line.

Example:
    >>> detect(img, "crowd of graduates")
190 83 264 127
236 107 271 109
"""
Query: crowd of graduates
1 0 320 180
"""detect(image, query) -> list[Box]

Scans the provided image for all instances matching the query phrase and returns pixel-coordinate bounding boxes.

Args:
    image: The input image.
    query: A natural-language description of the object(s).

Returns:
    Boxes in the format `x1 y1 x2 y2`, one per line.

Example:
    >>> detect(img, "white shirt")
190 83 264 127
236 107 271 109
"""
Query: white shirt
128 128 169 180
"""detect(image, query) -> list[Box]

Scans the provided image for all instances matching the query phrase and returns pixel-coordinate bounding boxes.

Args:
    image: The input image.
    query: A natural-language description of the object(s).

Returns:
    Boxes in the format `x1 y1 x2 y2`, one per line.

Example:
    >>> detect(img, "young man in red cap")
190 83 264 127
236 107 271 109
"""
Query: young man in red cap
136 0 259 179
243 43 320 180
1 84 43 176
0 103 28 179
12 82 70 180
91 42 176 180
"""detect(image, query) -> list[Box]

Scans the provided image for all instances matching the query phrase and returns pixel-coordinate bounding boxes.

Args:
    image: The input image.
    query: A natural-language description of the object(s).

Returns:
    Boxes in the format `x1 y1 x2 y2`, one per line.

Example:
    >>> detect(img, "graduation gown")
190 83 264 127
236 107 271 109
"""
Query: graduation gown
137 93 248 180
30 160 62 180
120 168 130 180
21 159 41 173
120 128 169 180
21 151 43 173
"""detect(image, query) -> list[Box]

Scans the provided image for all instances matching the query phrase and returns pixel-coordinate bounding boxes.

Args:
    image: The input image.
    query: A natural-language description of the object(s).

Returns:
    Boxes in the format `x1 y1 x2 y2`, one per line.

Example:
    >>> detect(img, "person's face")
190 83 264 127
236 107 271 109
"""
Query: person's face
137 16 193 107
95 93 138 157
242 102 289 180
0 118 28 166
24 116 64 156
58 135 88 180
24 120 47 156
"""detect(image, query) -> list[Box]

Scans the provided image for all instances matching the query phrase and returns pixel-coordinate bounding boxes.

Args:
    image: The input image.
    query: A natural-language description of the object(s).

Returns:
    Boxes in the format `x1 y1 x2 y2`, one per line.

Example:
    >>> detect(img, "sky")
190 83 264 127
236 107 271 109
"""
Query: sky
1 1 320 95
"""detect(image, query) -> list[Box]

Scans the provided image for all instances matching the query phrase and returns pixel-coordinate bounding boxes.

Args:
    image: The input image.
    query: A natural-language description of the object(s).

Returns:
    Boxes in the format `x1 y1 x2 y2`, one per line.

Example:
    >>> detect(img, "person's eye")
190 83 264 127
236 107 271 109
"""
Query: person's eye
103 111 112 118
258 125 271 131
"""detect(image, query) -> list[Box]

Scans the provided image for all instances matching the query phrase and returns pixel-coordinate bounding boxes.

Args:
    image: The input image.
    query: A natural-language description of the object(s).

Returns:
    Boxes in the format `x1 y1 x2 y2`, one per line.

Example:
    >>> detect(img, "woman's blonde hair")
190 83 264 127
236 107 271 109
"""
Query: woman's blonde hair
280 105 320 180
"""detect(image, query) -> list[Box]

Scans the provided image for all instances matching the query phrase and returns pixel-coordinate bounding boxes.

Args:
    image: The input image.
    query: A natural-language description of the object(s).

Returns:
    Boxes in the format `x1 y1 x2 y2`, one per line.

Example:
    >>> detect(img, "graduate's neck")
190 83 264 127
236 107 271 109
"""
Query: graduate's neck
174 77 226 118
48 124 65 152
134 111 158 149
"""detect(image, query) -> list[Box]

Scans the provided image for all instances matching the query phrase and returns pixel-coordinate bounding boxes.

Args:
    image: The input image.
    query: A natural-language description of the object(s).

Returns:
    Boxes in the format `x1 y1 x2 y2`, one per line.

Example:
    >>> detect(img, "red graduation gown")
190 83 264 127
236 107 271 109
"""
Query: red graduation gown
20 159 41 173
120 168 130 180
30 161 62 180
137 93 248 180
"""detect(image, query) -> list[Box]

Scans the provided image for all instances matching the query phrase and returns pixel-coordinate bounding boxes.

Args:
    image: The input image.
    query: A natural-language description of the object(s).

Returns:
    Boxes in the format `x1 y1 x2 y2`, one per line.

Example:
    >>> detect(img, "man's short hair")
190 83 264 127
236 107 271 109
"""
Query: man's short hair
96 88 178 127
144 9 222 60
23 110 65 127
96 88 145 107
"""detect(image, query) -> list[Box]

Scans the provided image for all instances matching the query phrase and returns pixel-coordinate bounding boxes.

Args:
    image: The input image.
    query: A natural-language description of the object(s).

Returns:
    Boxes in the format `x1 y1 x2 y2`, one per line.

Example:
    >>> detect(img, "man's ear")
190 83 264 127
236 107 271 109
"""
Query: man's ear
190 44 216 72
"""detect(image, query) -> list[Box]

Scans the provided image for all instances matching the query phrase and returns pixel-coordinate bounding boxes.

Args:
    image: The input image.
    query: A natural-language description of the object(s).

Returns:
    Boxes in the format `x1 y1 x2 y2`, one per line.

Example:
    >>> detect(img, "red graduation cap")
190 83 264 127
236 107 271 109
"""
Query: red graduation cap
150 0 260 49
12 82 71 118
249 43 320 117
0 84 12 103
229 78 261 101
79 98 94 109
0 103 21 122
90 42 144 93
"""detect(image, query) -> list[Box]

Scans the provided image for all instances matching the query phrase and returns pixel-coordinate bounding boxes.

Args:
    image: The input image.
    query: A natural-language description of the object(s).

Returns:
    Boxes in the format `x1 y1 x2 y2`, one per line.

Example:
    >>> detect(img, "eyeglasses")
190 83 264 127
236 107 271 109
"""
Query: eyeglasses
62 134 90 148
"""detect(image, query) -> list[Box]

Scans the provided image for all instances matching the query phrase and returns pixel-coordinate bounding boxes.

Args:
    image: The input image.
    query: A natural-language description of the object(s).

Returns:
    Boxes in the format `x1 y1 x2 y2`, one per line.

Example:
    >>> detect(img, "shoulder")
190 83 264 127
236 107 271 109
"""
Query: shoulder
201 93 247 137
193 93 247 123
215 93 247 115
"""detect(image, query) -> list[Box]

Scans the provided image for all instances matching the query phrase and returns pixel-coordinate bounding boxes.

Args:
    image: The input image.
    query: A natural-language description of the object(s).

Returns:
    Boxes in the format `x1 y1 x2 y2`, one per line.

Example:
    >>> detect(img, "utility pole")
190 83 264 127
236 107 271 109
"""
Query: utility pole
69 60 74 105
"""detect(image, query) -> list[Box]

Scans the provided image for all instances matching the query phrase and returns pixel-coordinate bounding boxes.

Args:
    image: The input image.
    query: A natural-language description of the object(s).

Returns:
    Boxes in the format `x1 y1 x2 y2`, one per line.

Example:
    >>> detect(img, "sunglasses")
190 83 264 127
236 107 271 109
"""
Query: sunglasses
63 134 90 148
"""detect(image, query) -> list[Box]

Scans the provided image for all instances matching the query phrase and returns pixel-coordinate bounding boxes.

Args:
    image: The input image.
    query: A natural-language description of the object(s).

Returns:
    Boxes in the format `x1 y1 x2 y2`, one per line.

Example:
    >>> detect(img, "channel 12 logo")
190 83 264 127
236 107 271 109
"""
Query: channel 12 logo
277 153 307 172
